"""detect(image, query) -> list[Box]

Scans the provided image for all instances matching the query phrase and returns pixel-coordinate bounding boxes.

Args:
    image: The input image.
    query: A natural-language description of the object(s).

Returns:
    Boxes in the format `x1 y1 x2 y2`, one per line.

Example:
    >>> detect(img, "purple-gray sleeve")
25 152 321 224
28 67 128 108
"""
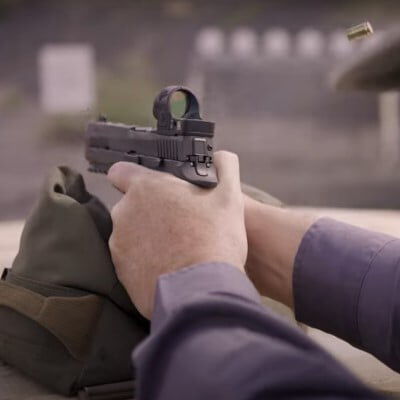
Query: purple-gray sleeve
294 217 400 372
133 263 382 400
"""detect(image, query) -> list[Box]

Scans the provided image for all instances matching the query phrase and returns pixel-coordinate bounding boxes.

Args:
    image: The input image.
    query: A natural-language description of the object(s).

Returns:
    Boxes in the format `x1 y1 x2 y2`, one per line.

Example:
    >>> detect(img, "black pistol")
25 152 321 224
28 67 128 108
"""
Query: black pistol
85 85 217 188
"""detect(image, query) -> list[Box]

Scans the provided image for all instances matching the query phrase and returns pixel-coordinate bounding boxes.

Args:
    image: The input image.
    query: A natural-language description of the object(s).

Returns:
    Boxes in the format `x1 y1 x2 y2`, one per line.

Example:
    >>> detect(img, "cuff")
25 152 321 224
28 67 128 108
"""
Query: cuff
293 217 397 348
357 238 400 364
151 262 261 332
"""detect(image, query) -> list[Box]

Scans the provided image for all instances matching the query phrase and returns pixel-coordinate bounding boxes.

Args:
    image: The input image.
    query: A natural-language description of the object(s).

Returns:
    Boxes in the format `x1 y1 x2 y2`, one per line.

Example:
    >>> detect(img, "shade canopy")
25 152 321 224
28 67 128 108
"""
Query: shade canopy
332 28 400 91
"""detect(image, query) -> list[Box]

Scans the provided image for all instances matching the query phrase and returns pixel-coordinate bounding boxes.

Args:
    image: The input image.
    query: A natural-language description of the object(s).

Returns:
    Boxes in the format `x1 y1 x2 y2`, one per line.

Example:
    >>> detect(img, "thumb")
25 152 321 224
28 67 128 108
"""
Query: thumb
213 151 241 193
107 161 148 193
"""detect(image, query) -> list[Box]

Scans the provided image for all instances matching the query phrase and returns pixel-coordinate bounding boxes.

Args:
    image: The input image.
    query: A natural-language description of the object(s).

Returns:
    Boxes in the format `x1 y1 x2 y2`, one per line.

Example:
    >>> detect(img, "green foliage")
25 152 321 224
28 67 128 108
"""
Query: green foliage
97 54 158 126
169 91 187 118
41 114 89 144
0 85 24 112
40 53 159 144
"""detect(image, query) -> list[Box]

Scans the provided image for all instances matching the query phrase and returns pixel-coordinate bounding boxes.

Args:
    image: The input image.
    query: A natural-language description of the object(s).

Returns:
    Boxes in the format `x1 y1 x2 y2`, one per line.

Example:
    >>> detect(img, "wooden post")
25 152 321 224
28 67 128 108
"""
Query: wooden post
378 92 400 168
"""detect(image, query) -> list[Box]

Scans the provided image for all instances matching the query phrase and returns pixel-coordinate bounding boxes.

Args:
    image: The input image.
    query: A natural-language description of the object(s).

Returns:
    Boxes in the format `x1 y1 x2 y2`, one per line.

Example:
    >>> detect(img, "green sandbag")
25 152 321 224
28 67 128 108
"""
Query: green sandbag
0 167 287 398
0 166 149 396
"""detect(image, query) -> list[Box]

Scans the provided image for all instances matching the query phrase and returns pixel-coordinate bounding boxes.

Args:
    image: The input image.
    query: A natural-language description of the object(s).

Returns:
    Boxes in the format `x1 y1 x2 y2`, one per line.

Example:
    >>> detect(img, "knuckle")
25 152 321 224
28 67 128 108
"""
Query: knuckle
110 201 124 222
126 176 139 192
108 232 118 254
133 173 154 190
108 231 124 262
165 174 189 191
107 162 122 180
110 205 118 221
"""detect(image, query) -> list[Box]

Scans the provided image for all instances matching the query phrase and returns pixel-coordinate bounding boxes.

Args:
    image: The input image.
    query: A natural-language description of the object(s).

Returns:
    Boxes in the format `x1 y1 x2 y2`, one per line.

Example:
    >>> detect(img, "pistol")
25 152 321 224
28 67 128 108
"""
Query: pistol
85 85 217 188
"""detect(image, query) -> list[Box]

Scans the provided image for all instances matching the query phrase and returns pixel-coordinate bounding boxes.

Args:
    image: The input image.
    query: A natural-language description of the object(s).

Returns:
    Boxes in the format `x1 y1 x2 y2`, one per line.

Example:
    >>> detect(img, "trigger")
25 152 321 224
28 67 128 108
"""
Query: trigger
194 161 208 177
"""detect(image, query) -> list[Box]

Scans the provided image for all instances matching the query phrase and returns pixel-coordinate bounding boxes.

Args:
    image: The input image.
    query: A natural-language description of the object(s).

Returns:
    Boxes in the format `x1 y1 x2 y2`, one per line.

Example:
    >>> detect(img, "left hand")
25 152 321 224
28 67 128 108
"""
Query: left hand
107 151 247 318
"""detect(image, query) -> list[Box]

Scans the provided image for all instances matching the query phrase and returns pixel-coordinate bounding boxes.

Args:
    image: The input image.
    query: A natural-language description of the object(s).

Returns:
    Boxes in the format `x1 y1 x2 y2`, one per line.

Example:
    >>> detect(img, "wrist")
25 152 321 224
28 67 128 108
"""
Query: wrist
244 197 315 309
167 244 246 276
245 200 293 306
184 253 246 274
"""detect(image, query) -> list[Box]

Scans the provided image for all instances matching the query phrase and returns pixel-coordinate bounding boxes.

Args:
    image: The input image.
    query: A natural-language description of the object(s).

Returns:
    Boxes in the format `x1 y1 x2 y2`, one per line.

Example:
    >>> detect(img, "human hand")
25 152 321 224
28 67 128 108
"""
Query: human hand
107 151 247 318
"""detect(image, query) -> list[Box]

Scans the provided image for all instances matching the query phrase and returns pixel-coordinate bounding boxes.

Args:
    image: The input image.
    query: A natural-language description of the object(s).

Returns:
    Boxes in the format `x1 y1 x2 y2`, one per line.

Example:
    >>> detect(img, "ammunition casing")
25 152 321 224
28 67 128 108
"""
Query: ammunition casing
346 22 374 41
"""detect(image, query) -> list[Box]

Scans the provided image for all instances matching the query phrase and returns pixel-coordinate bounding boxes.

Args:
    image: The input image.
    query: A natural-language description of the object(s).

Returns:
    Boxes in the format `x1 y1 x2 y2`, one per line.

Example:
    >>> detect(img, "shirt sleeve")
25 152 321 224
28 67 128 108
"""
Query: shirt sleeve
133 262 383 400
294 217 400 372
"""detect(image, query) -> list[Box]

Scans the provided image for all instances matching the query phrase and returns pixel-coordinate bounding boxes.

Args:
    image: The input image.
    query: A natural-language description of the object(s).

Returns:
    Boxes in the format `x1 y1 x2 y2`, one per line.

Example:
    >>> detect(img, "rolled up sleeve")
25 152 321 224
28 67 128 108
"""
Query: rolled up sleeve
294 217 400 372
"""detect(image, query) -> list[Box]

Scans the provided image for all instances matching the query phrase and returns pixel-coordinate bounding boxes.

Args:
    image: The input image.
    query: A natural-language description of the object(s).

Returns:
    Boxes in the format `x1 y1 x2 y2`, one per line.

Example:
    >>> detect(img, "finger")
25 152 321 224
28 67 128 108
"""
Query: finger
110 197 125 224
213 151 241 192
107 162 149 193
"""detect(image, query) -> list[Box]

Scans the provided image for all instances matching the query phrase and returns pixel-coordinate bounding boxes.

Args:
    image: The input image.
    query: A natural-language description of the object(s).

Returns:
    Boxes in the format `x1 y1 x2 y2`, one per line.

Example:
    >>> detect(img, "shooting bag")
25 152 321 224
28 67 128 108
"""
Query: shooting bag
0 166 149 398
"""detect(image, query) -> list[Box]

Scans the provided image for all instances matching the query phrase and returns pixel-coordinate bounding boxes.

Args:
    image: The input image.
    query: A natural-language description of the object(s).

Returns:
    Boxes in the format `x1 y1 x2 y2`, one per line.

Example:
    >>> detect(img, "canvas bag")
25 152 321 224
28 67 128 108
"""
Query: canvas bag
0 166 149 397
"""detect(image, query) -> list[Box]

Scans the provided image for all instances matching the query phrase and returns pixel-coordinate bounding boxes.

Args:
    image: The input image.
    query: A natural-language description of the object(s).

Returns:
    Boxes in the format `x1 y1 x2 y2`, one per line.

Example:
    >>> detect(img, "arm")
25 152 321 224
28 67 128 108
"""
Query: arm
134 263 383 400
107 152 383 399
245 196 400 372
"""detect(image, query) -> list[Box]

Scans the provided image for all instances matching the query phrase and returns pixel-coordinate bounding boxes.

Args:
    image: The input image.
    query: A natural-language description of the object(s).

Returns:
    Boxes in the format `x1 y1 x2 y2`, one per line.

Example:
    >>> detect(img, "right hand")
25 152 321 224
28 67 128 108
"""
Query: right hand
107 151 248 318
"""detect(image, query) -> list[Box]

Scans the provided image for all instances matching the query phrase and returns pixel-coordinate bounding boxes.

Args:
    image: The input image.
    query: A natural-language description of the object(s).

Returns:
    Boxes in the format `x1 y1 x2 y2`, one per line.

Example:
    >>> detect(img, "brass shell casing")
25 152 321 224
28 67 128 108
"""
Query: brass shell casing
346 22 374 41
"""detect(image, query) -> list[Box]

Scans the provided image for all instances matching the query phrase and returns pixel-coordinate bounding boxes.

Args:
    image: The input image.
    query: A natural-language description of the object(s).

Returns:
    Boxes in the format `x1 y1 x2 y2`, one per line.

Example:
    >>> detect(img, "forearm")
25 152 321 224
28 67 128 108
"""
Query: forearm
134 263 383 400
244 196 316 307
245 197 400 372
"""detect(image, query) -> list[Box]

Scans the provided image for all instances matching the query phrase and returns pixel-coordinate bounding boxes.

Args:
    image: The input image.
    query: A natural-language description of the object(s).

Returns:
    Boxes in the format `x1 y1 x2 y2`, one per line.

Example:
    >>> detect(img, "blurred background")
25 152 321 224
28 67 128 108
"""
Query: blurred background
2 0 400 221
